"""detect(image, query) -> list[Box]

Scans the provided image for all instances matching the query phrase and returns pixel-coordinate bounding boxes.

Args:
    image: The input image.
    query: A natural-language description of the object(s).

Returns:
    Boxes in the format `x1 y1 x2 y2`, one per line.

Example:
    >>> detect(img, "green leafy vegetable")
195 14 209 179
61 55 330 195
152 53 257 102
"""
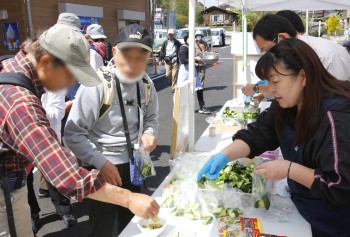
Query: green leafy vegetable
198 162 255 193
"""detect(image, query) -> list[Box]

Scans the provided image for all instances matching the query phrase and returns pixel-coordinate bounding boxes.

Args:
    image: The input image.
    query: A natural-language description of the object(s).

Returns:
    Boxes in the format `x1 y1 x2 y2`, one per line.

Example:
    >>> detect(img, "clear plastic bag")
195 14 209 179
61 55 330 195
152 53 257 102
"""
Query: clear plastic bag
133 145 156 178
263 201 293 223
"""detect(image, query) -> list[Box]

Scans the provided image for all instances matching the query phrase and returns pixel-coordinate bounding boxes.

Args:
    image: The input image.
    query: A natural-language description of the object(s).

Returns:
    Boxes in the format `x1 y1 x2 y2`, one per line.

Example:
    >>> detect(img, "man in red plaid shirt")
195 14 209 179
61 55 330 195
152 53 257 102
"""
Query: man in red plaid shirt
0 24 159 236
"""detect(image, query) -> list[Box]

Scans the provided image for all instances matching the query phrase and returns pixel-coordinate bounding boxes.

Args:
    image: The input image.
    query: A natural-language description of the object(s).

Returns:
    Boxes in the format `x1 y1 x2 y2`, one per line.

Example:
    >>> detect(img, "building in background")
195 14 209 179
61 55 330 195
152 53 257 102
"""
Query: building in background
202 6 237 27
0 0 151 54
154 7 163 29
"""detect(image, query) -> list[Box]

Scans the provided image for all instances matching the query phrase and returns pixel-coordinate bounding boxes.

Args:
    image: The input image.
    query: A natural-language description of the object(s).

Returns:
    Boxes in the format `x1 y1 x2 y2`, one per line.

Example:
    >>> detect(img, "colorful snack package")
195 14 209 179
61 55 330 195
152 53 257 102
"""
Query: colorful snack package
240 218 262 237
258 234 287 237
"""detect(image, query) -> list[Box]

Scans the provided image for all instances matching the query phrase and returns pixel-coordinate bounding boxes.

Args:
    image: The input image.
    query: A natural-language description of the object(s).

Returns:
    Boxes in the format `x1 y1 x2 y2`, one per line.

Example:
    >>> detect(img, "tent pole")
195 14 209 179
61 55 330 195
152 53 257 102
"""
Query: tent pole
188 0 196 151
306 10 309 35
318 20 321 37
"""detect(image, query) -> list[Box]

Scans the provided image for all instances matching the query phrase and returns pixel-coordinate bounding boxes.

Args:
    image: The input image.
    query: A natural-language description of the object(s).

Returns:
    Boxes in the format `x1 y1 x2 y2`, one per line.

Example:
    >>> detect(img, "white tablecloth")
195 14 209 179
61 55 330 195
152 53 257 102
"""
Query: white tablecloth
119 100 312 237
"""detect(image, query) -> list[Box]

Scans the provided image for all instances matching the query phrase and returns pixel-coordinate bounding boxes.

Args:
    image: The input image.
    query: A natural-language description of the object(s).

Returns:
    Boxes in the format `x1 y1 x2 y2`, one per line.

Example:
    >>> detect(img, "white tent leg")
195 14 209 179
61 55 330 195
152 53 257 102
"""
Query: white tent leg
306 10 309 35
188 0 196 151
318 20 321 37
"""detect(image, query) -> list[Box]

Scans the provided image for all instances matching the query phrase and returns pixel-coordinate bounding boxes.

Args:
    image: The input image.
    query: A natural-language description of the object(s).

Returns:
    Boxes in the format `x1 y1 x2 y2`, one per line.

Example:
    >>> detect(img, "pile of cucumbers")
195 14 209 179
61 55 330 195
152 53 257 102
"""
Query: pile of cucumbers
161 196 244 225
198 162 255 193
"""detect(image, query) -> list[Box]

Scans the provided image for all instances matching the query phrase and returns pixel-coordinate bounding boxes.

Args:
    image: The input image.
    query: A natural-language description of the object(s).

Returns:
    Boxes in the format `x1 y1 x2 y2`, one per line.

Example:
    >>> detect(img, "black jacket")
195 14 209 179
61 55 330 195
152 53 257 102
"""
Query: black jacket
159 39 182 64
233 96 350 206
178 44 189 65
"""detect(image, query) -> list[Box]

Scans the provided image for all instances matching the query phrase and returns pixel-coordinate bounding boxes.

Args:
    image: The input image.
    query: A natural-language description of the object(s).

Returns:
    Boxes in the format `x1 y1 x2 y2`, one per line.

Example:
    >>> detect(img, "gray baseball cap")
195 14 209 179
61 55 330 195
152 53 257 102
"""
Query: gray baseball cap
39 25 102 87
56 13 81 31
86 24 106 39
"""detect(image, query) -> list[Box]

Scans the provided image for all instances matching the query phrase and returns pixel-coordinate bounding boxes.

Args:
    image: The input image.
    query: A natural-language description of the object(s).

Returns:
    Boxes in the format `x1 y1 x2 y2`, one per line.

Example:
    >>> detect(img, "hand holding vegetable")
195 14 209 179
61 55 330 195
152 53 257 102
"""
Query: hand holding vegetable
254 160 290 181
197 153 230 181
128 193 160 219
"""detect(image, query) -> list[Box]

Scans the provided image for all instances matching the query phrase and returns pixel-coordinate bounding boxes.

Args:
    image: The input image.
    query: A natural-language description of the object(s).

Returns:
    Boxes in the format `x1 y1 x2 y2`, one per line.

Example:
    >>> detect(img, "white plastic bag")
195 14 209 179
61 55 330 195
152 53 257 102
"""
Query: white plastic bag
133 145 156 178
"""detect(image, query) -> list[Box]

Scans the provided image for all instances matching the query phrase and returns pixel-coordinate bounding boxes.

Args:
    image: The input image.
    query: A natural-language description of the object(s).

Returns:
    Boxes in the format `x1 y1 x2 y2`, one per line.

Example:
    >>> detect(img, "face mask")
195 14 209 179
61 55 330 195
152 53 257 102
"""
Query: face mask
114 67 145 84
196 36 202 41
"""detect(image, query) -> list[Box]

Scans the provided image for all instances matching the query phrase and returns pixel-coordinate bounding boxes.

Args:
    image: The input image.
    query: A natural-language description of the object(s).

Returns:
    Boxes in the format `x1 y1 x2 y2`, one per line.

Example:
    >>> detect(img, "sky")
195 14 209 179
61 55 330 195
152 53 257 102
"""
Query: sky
198 0 229 8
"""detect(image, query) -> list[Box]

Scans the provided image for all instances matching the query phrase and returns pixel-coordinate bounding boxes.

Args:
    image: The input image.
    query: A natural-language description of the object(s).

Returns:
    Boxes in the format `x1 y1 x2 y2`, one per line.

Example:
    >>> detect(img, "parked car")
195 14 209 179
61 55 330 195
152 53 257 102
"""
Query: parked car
153 29 169 57
176 27 213 50
211 28 225 47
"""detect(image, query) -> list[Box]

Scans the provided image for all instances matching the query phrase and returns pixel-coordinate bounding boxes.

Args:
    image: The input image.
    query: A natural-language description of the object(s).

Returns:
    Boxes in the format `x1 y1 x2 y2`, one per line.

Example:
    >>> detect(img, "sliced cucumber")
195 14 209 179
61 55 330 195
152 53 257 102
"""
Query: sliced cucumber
175 209 185 216
212 207 223 216
184 212 196 220
227 209 236 218
161 196 173 208
219 208 228 217
201 216 214 225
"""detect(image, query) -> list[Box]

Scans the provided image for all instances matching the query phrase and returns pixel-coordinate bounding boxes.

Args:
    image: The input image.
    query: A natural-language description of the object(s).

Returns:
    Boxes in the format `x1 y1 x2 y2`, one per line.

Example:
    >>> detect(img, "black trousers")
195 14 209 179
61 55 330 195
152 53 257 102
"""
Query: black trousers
27 168 41 217
45 179 71 216
27 168 71 216
197 89 205 107
88 163 141 237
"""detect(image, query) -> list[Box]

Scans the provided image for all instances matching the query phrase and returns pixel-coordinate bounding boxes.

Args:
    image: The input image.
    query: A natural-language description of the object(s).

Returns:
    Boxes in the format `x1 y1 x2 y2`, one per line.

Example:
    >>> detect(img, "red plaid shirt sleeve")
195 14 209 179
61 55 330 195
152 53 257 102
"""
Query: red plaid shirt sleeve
3 100 106 201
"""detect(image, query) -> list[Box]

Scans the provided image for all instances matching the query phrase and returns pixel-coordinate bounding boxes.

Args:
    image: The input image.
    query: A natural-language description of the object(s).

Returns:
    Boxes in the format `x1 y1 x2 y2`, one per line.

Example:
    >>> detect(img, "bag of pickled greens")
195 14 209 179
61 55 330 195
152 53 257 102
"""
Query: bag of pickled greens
133 144 156 178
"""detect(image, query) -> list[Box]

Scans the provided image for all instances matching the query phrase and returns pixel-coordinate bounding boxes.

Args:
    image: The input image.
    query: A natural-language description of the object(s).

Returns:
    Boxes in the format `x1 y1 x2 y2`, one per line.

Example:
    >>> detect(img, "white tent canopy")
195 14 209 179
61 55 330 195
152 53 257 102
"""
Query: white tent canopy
227 0 350 11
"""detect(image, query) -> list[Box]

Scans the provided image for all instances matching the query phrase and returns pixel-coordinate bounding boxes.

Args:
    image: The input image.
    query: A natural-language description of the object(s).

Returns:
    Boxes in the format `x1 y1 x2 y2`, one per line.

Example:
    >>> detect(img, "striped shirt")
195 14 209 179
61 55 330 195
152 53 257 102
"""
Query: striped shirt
0 50 105 201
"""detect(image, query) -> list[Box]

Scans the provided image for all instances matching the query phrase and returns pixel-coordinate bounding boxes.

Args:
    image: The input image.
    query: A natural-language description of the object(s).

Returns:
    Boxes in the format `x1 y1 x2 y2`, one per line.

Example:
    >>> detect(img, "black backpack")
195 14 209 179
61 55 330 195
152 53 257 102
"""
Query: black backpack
0 55 37 96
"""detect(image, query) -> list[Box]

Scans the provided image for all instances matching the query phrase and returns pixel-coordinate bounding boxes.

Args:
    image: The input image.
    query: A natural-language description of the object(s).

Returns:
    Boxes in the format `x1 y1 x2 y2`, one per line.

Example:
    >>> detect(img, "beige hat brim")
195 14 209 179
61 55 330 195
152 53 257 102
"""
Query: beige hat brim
67 64 102 87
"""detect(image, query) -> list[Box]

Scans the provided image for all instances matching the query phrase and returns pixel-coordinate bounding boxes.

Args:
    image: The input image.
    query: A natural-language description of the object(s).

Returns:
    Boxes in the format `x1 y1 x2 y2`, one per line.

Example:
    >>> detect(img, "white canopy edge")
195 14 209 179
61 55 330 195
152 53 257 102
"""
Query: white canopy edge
227 0 350 11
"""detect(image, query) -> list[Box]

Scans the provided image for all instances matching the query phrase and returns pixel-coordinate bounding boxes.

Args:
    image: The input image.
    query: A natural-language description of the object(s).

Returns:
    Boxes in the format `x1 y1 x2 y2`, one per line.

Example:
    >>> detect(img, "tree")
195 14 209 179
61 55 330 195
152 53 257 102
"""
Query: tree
157 0 205 28
326 15 342 35
234 10 275 32
196 1 205 25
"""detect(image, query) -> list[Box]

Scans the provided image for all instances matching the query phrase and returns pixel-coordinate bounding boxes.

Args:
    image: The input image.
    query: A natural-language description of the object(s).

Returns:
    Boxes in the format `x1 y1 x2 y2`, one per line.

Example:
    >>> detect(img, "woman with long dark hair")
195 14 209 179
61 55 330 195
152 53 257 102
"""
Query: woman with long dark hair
197 38 350 237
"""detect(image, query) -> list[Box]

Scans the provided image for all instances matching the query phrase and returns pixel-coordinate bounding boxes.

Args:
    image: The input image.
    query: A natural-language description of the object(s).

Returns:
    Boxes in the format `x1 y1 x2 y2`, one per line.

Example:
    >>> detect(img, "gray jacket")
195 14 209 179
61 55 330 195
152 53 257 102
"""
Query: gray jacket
64 71 159 169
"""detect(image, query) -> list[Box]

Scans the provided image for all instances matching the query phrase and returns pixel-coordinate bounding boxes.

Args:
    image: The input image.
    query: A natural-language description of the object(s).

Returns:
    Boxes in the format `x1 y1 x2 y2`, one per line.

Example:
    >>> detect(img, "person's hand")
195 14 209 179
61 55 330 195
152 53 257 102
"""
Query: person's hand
128 193 160 219
65 101 73 113
141 133 157 152
100 161 122 186
197 153 230 181
253 93 265 103
242 84 255 96
254 160 290 181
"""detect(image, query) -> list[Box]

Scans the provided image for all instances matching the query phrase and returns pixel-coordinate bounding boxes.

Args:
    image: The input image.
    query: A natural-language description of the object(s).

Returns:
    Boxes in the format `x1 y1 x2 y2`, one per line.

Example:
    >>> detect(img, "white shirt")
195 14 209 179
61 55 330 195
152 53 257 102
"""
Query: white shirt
298 34 350 81
41 90 66 142
166 40 176 56
90 49 104 70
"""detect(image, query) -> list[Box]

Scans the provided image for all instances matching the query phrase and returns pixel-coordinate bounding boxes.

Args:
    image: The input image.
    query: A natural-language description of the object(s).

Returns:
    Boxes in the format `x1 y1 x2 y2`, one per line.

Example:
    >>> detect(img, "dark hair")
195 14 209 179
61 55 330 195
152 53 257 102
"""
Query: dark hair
255 38 350 145
276 10 305 33
253 14 297 41
184 34 189 44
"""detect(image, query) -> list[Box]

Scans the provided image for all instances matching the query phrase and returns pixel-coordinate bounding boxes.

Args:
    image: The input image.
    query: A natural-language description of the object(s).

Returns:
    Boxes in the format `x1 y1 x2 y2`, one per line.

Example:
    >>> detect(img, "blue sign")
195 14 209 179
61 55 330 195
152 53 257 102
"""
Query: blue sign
79 16 99 34
2 22 20 52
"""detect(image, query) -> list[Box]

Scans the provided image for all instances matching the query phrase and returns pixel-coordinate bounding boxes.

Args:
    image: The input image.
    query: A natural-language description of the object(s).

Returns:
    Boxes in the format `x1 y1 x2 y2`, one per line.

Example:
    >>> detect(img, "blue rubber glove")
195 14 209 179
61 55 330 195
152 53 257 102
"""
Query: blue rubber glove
197 153 230 181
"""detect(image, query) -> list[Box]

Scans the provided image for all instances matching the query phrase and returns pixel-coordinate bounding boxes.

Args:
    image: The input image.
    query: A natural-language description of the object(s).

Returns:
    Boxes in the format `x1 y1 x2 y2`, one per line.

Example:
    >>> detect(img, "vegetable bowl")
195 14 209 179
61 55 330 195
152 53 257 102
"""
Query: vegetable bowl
137 216 167 237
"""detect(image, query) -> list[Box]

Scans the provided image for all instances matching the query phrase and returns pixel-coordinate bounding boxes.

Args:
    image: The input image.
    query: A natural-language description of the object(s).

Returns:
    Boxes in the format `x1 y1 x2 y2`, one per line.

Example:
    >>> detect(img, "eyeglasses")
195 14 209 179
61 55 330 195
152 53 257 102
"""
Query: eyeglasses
260 37 277 54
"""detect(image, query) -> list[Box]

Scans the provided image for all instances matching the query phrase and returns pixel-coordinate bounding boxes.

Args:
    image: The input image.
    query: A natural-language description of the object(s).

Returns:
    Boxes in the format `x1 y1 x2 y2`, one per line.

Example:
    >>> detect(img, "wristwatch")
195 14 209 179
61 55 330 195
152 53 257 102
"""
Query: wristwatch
253 84 260 94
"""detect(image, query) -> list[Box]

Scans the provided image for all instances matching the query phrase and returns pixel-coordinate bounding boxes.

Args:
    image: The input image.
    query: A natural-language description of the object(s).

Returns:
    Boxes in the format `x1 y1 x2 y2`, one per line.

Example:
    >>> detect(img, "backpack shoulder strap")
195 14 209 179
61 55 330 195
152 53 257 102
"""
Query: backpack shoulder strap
0 72 38 98
97 70 153 121
98 67 115 121
142 74 152 107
